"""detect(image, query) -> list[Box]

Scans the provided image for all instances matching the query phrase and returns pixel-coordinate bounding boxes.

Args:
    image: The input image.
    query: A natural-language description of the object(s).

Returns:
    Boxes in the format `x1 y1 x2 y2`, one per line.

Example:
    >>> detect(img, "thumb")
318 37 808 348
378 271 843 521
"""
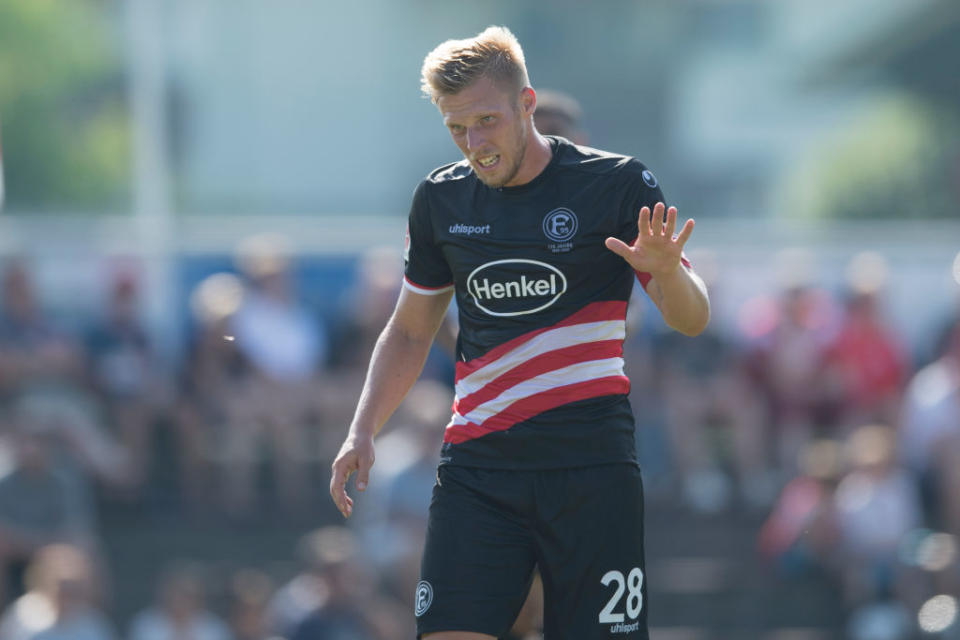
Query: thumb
356 455 373 492
604 237 632 259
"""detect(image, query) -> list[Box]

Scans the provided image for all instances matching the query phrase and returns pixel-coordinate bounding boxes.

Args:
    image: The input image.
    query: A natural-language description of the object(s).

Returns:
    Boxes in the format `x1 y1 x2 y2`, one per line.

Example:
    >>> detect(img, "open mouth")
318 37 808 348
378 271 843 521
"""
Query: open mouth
475 154 500 170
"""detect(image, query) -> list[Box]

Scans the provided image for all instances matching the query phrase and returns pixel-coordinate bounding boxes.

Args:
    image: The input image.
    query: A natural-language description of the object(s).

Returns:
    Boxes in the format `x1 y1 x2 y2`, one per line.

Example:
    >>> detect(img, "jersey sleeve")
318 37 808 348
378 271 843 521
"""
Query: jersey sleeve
616 160 691 291
403 180 454 295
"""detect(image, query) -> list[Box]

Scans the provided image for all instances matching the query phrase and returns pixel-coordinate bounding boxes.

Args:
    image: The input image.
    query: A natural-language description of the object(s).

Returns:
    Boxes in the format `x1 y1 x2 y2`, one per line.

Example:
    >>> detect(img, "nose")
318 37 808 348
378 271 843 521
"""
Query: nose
466 127 485 152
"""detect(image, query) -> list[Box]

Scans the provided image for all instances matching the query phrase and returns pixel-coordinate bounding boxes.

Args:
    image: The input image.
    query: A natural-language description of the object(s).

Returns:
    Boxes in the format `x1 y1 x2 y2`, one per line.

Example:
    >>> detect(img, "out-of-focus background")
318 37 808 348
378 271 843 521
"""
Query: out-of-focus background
0 1 958 638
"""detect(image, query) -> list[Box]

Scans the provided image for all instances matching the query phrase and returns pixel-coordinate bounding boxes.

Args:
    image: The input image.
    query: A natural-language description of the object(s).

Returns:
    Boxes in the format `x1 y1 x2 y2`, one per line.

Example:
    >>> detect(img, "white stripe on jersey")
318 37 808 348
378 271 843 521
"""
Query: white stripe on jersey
454 320 626 398
402 278 454 296
450 357 627 428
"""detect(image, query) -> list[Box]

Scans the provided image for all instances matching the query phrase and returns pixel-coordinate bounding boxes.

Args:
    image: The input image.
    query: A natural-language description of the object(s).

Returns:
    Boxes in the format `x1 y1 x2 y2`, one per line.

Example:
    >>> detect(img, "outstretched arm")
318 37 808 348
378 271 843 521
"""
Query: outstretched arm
329 286 453 517
605 202 710 336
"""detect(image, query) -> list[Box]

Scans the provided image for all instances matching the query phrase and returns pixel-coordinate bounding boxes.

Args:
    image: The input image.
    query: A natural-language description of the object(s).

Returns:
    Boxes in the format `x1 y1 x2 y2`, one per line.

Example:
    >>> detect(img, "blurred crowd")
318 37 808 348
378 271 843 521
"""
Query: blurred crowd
0 237 437 640
0 99 957 639
0 231 957 639
636 246 960 638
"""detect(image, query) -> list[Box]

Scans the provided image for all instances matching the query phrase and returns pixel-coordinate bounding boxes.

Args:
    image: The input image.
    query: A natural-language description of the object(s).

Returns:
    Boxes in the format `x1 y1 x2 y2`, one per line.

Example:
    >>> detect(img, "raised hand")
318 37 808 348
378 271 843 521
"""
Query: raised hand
604 202 694 279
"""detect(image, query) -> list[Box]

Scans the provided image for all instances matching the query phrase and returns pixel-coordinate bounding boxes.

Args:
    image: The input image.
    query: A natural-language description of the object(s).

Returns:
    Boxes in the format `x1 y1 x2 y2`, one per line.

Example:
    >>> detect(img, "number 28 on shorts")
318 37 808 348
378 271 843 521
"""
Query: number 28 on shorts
599 567 644 633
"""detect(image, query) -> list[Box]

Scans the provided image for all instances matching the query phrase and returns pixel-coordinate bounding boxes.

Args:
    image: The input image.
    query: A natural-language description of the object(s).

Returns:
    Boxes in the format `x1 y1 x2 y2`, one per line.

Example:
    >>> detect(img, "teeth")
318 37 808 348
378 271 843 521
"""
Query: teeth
478 155 498 167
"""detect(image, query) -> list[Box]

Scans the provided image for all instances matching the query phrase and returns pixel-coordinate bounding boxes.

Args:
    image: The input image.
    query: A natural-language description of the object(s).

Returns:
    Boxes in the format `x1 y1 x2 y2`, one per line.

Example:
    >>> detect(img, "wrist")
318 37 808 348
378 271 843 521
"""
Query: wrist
348 424 377 441
650 262 685 284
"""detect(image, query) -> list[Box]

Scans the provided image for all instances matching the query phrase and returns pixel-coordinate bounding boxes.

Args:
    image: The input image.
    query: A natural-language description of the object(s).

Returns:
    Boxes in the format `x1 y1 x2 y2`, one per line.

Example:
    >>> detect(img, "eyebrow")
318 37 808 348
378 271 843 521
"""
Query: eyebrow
444 110 500 126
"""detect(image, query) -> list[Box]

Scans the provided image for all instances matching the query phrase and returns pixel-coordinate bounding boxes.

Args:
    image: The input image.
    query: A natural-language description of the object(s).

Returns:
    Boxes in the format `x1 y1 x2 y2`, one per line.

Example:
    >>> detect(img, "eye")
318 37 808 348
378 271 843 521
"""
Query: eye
449 124 465 135
480 115 495 125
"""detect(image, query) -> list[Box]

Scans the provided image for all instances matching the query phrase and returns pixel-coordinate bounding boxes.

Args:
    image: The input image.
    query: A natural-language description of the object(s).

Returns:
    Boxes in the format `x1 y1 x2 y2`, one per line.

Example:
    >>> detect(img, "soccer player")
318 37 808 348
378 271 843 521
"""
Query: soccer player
330 26 710 640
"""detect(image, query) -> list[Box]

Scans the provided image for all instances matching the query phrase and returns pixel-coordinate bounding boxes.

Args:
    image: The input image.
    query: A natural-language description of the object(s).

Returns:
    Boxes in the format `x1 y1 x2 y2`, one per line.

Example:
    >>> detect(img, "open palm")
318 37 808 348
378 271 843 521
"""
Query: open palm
605 202 694 278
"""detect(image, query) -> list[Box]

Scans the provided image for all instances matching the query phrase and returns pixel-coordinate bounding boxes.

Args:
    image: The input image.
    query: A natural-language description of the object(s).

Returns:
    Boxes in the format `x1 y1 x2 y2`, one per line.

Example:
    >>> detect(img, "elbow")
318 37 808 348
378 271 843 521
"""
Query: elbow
387 322 433 351
671 321 707 337
667 307 711 337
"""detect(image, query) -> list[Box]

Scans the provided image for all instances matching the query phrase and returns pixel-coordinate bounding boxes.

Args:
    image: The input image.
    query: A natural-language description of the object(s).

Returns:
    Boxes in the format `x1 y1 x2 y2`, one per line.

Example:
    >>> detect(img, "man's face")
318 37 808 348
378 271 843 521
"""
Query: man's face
437 76 531 188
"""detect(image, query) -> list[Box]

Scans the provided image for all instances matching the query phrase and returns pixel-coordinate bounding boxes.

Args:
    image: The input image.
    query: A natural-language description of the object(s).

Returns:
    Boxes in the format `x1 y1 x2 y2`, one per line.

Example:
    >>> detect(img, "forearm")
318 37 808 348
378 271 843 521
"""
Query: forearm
349 319 436 439
652 265 710 336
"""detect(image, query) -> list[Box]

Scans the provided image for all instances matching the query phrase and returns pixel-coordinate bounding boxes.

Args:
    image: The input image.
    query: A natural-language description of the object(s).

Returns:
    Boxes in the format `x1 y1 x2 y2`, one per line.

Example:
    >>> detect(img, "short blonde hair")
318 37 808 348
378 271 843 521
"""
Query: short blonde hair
421 26 530 102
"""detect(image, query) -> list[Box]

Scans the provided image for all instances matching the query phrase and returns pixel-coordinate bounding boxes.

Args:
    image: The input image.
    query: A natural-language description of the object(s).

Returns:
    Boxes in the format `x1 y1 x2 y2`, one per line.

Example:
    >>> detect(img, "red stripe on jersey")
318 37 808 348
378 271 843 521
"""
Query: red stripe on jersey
453 339 624 417
443 375 631 444
455 300 627 382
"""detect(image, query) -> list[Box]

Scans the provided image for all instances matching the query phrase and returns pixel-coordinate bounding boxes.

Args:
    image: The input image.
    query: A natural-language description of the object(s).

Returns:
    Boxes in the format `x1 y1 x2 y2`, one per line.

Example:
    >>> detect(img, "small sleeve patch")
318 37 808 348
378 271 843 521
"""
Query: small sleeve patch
641 169 658 188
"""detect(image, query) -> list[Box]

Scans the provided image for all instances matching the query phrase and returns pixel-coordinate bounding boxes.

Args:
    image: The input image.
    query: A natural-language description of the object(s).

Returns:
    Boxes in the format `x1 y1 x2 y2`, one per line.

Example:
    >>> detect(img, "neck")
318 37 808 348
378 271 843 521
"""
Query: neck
505 131 552 187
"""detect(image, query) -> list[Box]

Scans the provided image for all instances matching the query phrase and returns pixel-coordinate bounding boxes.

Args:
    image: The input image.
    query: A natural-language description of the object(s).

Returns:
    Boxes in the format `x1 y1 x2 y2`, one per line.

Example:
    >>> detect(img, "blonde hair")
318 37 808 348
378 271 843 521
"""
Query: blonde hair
421 26 529 102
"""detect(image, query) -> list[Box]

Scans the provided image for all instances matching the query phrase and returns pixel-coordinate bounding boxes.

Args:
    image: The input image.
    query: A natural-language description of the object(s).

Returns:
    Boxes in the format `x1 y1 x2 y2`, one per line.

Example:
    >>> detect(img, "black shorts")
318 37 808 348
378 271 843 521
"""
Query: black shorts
415 463 648 639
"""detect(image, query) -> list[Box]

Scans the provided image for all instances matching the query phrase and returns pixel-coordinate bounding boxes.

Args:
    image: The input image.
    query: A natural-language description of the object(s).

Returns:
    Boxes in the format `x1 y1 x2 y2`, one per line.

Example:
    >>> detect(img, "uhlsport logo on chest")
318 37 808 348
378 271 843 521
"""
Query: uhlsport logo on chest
466 259 567 317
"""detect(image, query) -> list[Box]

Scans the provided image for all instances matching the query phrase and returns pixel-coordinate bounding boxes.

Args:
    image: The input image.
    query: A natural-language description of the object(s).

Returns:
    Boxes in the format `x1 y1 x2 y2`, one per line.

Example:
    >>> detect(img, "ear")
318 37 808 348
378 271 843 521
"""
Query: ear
519 87 536 117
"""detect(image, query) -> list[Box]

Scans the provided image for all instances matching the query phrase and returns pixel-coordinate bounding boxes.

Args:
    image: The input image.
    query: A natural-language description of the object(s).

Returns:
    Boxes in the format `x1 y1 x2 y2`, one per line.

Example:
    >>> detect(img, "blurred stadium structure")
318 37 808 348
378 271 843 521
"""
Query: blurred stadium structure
0 1 958 638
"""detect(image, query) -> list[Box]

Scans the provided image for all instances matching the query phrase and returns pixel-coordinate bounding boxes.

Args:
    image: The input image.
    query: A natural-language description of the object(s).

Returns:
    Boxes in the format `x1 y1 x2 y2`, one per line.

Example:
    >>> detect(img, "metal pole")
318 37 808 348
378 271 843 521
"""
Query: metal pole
125 0 178 365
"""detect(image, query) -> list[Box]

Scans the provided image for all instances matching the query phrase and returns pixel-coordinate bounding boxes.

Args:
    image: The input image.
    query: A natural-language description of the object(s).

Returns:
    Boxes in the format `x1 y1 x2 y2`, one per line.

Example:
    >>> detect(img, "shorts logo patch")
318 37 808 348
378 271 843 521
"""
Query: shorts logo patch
414 580 434 616
641 170 658 188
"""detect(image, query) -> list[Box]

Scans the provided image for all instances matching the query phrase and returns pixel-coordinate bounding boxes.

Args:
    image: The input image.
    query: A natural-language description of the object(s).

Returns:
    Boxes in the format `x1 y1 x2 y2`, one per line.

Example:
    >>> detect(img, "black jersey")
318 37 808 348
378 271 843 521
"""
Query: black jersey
404 136 677 469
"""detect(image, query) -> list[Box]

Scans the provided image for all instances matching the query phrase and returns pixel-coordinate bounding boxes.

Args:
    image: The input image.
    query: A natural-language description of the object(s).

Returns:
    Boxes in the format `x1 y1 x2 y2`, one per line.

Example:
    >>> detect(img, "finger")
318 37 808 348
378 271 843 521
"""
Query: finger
675 219 695 248
329 472 347 516
356 454 374 492
330 459 354 517
664 207 677 239
605 236 633 259
637 207 651 238
651 202 665 236
329 463 342 502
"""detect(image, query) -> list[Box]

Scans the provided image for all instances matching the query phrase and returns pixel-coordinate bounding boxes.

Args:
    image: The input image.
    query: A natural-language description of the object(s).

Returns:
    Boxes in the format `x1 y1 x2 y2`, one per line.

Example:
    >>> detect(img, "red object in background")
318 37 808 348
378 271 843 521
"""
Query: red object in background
826 307 906 412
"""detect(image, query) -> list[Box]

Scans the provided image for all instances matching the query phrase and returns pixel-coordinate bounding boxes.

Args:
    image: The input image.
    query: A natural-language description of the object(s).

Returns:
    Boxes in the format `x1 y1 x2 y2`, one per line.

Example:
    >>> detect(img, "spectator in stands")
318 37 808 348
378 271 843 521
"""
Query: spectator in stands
657 253 771 512
269 526 384 639
743 254 838 476
0 258 101 492
0 543 115 640
0 258 87 399
128 562 231 640
925 250 960 366
758 438 843 576
823 252 907 431
900 318 960 533
829 424 923 613
267 526 350 636
225 568 275 640
329 246 403 371
226 233 328 514
0 393 118 605
176 272 251 512
85 267 172 498
533 89 588 144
